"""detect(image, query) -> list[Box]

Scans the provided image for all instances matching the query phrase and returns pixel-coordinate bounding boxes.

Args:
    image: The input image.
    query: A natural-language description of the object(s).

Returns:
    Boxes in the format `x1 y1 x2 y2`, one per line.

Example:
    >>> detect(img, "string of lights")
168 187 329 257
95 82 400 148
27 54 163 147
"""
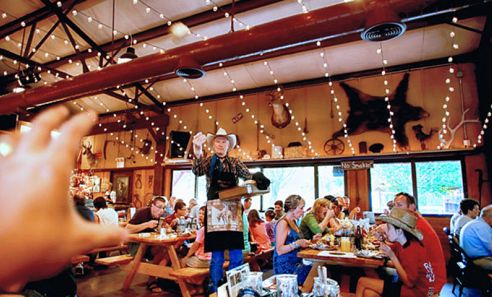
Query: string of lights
376 43 397 153
221 65 274 160
263 60 319 157
317 41 355 155
296 0 310 13
475 103 492 147
438 16 460 149
204 0 251 30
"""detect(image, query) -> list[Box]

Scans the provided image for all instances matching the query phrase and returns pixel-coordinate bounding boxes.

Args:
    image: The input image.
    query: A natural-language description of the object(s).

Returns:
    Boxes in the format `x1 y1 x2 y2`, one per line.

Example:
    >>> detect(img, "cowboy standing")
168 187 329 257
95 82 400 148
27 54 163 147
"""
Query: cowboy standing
192 128 269 292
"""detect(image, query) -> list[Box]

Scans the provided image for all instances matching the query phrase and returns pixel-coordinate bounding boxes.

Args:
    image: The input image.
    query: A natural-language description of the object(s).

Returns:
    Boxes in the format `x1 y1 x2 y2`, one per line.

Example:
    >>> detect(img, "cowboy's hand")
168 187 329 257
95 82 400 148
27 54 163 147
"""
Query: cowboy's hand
193 132 206 148
0 106 128 290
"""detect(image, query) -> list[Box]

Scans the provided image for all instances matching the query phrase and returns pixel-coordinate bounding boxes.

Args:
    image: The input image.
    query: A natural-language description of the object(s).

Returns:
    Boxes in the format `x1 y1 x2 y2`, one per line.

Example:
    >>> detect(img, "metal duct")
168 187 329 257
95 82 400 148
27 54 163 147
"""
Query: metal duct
0 0 436 115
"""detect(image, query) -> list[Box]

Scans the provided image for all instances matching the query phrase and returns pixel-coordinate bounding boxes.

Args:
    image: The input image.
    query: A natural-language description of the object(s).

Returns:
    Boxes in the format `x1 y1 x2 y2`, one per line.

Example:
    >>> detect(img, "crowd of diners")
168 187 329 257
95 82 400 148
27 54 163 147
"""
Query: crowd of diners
23 185 492 296
2 107 491 297
74 190 453 296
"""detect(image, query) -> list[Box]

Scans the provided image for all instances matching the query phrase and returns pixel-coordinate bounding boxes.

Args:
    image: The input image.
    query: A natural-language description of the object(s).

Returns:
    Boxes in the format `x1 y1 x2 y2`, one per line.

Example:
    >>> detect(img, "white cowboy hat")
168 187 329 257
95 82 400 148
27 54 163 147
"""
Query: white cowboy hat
206 128 237 151
377 207 423 241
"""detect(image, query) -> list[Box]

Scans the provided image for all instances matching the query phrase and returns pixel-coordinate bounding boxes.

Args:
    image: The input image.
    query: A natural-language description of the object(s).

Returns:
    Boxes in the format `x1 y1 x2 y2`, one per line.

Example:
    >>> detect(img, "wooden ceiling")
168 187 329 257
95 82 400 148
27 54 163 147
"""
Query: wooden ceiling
0 0 490 116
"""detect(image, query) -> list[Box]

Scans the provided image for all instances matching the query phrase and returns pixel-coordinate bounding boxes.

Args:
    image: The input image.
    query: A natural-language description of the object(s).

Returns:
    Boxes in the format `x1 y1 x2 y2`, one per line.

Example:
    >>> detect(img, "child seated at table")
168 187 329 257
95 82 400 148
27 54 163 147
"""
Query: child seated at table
355 208 436 297
181 206 211 268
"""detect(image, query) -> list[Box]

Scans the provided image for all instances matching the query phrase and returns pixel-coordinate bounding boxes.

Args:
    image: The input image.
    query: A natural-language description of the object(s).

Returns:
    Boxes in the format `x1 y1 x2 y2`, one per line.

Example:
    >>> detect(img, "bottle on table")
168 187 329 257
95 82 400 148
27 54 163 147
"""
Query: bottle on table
355 225 362 250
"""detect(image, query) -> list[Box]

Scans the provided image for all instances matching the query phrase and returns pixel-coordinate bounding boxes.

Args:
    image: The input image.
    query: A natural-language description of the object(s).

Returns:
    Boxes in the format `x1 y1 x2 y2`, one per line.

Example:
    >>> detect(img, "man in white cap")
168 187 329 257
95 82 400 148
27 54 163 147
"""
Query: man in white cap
192 128 269 293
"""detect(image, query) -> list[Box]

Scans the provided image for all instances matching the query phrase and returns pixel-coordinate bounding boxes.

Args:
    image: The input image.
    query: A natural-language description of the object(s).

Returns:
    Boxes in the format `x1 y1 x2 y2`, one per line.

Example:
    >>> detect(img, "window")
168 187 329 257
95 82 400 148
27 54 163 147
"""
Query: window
369 160 465 215
263 166 315 210
370 163 412 213
318 165 345 198
171 169 196 202
196 175 207 206
415 160 464 215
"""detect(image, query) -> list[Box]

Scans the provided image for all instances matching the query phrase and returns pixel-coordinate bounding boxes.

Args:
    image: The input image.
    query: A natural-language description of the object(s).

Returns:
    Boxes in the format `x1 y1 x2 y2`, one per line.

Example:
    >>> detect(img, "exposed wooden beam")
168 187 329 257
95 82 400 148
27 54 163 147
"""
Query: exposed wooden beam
166 51 480 108
89 115 168 135
0 48 159 113
27 20 61 59
22 23 37 58
44 0 283 69
0 0 83 38
107 0 492 94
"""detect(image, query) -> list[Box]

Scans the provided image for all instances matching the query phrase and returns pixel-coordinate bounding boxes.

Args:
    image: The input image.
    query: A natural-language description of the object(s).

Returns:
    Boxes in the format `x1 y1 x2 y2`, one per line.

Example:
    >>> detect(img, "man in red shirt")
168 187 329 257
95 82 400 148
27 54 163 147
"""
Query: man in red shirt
393 192 446 295
164 200 188 229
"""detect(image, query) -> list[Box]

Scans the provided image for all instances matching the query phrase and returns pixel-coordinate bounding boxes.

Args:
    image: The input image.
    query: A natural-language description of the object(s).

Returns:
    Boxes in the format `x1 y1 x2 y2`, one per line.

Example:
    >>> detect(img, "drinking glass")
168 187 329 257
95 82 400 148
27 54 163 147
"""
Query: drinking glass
276 274 298 297
340 237 351 252
312 277 340 297
244 272 263 294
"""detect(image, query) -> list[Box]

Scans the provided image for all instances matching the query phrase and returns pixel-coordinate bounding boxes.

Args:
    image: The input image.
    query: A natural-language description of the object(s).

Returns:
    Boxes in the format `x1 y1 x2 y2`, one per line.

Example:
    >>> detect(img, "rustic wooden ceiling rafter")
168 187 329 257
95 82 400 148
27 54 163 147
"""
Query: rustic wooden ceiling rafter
0 37 160 112
1 0 481 86
0 0 83 38
44 0 282 70
0 0 488 114
81 0 492 101
164 51 480 109
40 0 164 112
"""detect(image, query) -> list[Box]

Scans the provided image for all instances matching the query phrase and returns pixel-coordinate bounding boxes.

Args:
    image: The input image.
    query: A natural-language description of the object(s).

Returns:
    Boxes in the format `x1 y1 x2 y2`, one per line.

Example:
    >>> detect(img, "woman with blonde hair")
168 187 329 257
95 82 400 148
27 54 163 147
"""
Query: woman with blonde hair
274 195 319 285
300 198 336 240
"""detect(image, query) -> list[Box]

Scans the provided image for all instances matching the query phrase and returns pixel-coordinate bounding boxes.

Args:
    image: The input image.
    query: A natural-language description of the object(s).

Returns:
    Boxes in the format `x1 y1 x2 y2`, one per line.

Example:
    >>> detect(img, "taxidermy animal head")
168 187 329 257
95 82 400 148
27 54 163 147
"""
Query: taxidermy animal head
268 90 291 129
332 73 429 148
82 142 98 167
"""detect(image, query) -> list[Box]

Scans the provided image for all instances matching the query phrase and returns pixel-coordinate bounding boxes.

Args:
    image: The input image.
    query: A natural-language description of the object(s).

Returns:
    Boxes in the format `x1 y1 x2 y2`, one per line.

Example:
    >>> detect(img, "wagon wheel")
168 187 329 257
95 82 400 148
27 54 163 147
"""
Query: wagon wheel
324 138 345 155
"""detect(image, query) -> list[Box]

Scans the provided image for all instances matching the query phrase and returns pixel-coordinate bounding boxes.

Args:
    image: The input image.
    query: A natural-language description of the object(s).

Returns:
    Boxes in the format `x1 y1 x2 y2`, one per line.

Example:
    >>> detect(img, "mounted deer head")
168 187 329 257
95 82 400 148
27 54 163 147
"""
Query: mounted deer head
438 108 480 149
268 90 291 129
82 142 98 167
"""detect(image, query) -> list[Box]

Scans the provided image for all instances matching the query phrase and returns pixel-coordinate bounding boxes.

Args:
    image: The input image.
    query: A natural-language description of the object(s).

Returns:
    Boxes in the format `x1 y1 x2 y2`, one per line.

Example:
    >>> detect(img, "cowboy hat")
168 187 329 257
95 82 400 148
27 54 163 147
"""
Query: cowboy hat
377 207 423 241
206 128 237 151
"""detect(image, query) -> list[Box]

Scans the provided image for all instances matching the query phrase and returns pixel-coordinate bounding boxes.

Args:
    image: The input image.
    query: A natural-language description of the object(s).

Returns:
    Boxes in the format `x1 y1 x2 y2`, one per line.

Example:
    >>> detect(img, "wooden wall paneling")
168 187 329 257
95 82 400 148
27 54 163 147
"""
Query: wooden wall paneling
425 216 452 263
345 169 370 212
164 168 173 198
465 154 491 206
132 169 154 208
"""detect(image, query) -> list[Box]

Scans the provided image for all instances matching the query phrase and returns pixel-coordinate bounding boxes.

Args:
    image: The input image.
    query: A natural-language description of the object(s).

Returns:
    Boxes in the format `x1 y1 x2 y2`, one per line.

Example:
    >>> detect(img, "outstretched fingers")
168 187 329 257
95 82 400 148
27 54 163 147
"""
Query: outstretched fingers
18 106 70 153
50 110 97 172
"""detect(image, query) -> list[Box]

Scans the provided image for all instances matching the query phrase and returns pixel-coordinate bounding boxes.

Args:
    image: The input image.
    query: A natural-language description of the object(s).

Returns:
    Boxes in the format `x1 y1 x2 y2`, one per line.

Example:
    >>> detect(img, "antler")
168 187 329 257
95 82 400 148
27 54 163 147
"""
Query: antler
438 108 480 149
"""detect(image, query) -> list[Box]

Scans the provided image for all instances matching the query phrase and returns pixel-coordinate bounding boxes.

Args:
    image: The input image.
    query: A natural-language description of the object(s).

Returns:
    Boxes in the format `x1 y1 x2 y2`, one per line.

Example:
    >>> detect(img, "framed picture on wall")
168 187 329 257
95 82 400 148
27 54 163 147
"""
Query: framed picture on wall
112 171 132 205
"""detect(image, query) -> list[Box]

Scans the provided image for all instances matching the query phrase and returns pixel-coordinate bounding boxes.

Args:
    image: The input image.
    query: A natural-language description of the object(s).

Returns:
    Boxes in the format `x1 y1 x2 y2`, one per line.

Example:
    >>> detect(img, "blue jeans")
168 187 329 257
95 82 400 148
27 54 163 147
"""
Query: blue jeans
210 249 243 292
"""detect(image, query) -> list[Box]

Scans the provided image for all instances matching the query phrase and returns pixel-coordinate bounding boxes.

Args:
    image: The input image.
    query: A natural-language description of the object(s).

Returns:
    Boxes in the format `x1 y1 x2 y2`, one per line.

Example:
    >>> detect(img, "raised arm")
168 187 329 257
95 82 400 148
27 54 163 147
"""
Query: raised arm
191 132 208 176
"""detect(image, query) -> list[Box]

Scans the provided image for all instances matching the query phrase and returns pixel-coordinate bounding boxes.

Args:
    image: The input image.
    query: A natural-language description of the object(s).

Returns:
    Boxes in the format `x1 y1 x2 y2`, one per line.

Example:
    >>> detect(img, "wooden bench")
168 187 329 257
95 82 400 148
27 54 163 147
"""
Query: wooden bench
94 254 133 266
71 255 90 265
170 261 229 281
247 247 274 271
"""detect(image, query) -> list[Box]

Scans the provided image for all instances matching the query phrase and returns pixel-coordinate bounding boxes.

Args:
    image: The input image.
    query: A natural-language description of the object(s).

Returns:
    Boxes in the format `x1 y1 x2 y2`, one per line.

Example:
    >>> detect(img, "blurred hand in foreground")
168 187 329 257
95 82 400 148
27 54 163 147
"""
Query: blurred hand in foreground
0 106 128 291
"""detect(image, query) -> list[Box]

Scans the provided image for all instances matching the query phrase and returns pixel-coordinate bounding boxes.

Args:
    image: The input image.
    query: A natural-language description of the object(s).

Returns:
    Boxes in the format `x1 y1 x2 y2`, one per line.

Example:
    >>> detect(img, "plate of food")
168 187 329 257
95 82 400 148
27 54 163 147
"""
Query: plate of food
355 249 385 259
309 243 337 251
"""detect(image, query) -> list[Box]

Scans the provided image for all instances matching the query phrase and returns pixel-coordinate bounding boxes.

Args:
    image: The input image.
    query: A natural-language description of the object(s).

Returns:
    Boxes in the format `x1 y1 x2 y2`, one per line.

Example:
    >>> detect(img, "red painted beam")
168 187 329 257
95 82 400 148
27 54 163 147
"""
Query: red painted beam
0 0 436 114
